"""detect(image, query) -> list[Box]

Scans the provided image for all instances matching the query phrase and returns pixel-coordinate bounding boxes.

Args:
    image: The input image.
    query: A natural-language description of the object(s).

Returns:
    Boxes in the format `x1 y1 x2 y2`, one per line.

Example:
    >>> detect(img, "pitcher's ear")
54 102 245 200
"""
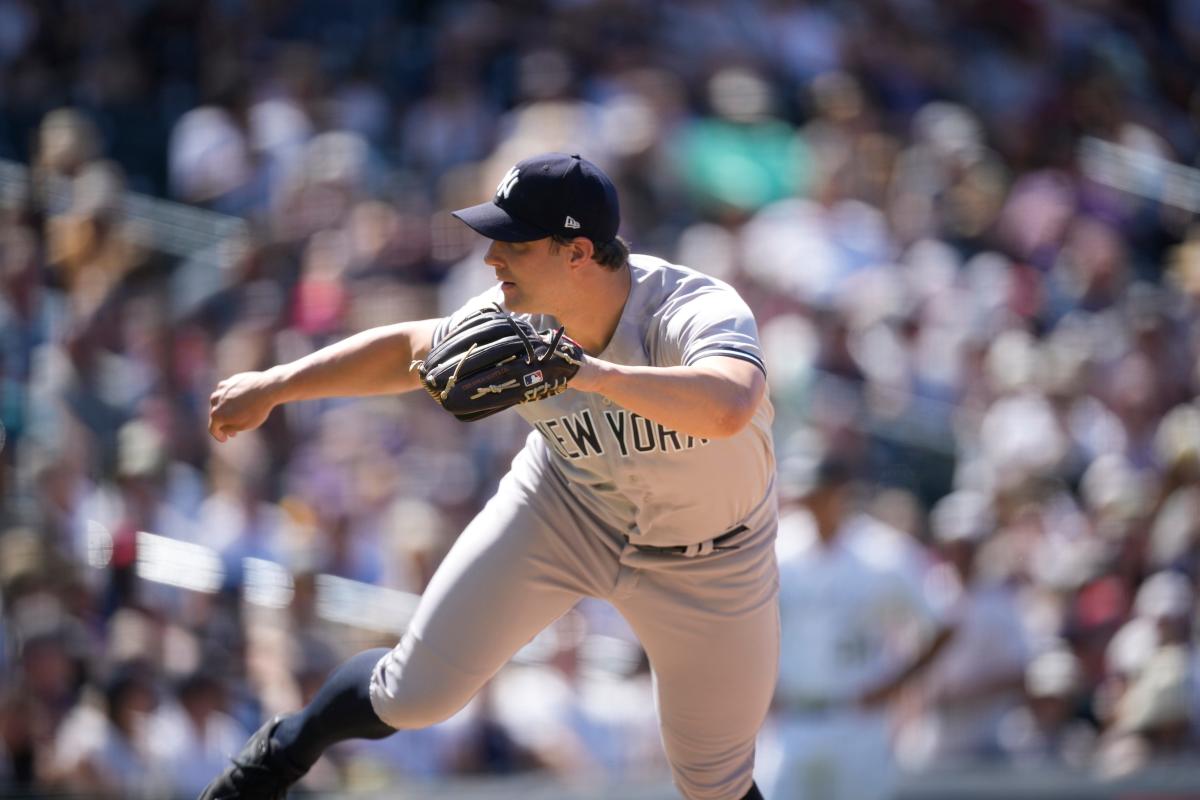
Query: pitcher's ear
568 236 594 267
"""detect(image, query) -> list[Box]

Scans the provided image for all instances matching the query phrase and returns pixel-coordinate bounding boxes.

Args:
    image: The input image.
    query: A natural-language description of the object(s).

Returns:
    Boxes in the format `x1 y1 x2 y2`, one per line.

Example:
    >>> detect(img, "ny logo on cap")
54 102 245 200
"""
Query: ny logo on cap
496 167 520 200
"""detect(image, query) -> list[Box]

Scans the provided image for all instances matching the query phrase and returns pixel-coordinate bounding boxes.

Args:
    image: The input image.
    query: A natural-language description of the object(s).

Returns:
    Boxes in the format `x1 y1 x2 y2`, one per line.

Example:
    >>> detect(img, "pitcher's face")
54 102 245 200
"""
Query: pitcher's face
483 237 573 314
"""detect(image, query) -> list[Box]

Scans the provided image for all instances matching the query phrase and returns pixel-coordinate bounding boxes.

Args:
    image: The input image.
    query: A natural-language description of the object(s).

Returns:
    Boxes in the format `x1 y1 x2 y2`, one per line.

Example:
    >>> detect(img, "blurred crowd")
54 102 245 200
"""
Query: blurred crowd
2 0 1200 797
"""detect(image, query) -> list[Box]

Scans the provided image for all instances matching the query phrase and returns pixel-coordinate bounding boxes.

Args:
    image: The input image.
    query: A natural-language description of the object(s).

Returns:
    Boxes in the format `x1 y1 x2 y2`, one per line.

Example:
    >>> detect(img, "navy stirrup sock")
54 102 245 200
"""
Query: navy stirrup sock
271 647 396 770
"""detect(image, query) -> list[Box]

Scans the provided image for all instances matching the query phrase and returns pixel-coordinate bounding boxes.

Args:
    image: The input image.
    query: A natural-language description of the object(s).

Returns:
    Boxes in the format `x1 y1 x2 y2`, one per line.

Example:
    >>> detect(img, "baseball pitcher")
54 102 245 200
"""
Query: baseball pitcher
200 153 778 800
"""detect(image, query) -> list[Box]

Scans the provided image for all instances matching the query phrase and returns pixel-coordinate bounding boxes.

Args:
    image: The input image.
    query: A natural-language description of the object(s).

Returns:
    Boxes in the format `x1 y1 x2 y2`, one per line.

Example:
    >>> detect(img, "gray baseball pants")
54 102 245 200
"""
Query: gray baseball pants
368 454 780 800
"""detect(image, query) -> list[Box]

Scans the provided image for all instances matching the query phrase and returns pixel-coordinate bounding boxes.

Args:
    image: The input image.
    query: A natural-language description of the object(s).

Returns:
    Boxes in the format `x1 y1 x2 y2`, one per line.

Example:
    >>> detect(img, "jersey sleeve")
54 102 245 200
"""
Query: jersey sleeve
655 280 766 374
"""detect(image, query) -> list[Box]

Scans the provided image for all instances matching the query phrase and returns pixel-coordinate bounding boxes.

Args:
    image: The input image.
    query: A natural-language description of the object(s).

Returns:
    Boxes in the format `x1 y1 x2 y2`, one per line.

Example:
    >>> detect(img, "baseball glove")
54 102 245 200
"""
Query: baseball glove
413 305 584 421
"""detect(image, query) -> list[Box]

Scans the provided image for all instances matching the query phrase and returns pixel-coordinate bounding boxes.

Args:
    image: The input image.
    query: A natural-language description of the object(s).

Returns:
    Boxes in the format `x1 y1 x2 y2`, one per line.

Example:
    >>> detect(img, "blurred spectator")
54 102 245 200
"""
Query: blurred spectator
671 65 809 218
45 159 151 322
144 671 249 798
997 646 1098 768
1094 645 1198 778
33 109 101 181
1094 570 1199 760
0 626 84 788
1133 571 1194 649
898 491 1030 768
168 105 258 212
46 660 160 798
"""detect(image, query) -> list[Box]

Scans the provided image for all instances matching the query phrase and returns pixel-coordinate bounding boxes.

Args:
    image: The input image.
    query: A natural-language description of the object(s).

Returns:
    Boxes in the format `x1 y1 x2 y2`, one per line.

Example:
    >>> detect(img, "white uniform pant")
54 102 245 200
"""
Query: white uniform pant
756 707 896 800
369 459 780 800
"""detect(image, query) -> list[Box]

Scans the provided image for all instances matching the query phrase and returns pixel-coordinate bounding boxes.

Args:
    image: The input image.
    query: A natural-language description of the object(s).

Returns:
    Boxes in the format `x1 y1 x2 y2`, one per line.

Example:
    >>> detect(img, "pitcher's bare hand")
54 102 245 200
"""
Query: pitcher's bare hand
208 371 283 442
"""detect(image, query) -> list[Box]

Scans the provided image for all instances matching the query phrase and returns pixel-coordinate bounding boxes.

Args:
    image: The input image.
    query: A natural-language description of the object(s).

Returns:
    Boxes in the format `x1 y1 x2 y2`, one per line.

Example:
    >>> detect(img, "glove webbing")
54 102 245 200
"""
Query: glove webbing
545 326 582 367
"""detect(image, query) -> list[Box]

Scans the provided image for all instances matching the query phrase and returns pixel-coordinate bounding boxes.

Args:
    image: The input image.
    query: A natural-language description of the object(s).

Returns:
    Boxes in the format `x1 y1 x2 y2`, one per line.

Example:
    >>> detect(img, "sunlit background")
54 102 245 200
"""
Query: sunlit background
1 1 1199 798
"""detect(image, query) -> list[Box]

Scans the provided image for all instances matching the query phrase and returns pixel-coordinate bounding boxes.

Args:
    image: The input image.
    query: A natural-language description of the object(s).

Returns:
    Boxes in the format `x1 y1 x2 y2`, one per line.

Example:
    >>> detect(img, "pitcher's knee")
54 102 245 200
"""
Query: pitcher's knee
366 635 483 730
369 682 470 729
664 733 758 800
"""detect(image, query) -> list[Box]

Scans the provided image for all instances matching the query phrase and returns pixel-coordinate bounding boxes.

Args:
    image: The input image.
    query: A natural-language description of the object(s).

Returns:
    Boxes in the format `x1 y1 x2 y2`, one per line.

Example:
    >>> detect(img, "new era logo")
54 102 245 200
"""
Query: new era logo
524 370 544 387
564 216 581 229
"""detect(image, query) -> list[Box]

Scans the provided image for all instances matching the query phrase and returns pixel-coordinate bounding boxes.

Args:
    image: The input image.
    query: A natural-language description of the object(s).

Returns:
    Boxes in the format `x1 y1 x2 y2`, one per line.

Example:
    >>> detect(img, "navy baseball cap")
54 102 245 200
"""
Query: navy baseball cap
452 153 620 244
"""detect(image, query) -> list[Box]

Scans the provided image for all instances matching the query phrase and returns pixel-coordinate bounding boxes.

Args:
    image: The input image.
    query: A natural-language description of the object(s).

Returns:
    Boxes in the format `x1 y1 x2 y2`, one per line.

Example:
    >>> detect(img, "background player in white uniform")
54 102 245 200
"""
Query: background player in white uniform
200 153 778 800
757 455 954 800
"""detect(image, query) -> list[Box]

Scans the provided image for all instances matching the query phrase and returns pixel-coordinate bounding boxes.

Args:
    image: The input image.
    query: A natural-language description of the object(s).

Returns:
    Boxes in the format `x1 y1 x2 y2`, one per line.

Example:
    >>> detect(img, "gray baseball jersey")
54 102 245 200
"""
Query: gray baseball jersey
372 255 780 800
433 253 776 546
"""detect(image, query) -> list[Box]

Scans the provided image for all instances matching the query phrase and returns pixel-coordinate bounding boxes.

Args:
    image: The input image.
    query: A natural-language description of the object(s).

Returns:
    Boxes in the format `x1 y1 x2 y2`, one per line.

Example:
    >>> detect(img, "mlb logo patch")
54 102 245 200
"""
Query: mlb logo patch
524 370 544 387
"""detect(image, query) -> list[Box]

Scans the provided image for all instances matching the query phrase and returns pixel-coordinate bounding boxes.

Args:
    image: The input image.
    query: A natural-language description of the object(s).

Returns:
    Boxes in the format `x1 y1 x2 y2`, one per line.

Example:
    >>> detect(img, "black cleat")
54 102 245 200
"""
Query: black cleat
198 714 308 799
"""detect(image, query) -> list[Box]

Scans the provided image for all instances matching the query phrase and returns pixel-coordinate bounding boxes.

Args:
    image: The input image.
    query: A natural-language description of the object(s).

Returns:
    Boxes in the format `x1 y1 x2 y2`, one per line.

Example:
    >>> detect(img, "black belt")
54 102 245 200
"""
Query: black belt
625 525 749 557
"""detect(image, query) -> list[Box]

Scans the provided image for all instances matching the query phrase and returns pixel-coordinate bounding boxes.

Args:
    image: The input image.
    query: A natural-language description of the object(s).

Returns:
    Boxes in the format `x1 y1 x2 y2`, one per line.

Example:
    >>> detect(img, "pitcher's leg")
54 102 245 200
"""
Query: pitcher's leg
654 598 778 800
370 477 618 728
273 648 397 768
199 473 613 800
615 530 780 800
